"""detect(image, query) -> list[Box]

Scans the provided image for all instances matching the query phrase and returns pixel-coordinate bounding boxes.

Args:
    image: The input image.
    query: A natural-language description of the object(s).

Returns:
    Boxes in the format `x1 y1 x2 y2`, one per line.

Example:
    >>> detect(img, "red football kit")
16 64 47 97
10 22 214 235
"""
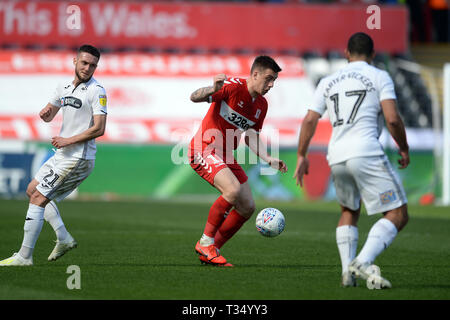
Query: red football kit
189 77 268 185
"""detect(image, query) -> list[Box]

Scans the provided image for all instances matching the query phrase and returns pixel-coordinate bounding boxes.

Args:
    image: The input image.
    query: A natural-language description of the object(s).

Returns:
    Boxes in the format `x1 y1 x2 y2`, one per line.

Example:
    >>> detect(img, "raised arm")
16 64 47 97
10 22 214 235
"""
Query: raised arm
190 73 227 103
381 99 409 169
51 114 107 149
39 103 60 122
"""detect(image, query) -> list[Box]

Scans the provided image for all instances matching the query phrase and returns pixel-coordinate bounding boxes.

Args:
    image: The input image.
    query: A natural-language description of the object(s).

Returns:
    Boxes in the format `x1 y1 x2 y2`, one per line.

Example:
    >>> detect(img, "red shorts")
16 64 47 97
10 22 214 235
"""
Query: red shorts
189 150 248 186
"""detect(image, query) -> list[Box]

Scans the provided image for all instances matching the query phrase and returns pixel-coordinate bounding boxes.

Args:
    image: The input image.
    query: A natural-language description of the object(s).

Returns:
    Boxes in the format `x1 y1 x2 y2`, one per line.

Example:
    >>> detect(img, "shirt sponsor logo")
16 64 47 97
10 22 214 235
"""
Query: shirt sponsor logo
219 101 255 131
61 96 82 109
379 189 397 204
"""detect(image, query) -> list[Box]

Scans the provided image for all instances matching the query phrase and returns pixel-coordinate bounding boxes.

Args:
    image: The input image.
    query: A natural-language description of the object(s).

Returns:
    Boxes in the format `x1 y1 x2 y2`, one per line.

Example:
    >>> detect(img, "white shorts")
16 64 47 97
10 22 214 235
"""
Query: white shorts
331 155 407 215
35 153 94 202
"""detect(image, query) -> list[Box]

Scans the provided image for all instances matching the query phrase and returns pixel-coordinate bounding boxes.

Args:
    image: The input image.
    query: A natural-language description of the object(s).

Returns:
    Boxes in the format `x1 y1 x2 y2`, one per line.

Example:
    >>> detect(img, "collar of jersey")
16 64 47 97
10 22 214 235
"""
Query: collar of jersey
69 77 95 90
347 60 369 67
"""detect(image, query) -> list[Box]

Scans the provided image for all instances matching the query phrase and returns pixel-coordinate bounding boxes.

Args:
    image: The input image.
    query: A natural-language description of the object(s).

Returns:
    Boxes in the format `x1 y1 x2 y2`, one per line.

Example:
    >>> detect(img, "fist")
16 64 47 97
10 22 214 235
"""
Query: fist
213 74 227 92
39 106 52 121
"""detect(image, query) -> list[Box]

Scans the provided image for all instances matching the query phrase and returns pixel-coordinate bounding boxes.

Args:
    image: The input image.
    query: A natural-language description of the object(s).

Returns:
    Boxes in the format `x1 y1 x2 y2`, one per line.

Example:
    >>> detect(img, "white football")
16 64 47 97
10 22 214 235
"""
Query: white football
255 207 285 237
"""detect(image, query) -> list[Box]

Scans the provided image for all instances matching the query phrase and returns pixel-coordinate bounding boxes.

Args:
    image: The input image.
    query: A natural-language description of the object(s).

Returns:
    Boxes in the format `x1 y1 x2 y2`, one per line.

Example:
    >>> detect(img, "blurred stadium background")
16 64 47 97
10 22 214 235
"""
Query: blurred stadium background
0 0 449 206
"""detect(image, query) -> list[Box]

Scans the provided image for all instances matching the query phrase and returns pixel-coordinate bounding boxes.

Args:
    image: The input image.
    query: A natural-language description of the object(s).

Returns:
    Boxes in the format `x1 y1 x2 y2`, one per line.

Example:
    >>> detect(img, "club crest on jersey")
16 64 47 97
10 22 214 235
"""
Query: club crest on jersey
61 96 82 109
99 95 107 107
379 190 397 204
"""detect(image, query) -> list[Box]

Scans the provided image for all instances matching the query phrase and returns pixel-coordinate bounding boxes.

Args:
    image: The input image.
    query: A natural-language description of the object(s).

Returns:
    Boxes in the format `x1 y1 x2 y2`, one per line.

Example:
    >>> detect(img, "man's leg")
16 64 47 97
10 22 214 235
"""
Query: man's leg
356 204 408 265
199 168 240 246
18 191 50 260
0 188 50 266
330 161 361 286
27 179 69 241
214 182 255 249
44 201 69 241
195 167 240 265
336 205 360 282
347 156 408 288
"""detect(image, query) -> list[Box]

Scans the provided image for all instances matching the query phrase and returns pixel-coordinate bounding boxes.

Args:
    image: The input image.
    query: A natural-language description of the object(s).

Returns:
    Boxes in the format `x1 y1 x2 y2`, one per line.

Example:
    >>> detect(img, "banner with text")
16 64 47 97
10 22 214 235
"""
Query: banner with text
0 1 408 53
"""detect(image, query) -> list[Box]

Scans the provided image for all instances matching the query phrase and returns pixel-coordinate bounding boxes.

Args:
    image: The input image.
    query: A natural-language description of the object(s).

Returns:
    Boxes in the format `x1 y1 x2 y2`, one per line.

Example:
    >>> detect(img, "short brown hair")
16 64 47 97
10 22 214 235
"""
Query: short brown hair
251 55 282 73
78 44 101 59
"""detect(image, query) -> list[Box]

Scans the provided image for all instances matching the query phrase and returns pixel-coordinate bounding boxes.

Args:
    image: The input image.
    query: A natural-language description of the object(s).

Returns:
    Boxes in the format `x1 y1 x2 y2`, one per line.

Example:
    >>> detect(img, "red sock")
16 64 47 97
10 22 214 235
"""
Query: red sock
214 209 248 249
203 196 233 238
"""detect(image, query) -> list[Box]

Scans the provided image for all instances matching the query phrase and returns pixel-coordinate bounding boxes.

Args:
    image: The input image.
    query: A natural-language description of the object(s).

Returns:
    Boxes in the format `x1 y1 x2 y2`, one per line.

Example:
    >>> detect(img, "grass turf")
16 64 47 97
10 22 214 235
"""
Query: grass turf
0 198 449 300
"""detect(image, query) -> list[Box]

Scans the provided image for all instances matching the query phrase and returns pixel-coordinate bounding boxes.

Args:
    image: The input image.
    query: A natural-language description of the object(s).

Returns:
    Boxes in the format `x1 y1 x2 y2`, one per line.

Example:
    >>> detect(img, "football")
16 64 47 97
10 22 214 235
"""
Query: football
255 207 285 237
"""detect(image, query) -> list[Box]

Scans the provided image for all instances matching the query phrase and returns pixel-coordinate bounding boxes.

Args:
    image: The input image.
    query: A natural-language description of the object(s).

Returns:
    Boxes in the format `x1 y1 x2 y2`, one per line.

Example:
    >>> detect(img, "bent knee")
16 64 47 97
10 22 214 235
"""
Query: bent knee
236 200 255 219
222 183 241 204
29 190 49 207
398 205 409 229
26 180 39 198
26 185 36 198
399 211 409 230
386 205 409 231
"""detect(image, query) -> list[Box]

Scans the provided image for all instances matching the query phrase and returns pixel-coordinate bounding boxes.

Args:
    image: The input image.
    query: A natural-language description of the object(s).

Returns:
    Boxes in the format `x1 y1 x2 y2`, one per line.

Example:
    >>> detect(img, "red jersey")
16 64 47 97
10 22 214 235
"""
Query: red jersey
190 77 268 161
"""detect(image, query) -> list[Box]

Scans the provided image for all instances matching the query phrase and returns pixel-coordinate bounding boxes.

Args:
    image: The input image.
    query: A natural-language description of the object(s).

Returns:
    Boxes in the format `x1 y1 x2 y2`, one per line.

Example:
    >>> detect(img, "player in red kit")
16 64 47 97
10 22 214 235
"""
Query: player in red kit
189 56 288 267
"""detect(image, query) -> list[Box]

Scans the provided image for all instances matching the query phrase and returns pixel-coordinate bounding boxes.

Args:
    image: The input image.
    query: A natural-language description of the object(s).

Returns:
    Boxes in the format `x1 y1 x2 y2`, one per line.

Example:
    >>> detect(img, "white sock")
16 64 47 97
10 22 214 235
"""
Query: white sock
336 225 358 274
44 201 68 241
200 234 215 246
19 204 45 259
356 218 398 265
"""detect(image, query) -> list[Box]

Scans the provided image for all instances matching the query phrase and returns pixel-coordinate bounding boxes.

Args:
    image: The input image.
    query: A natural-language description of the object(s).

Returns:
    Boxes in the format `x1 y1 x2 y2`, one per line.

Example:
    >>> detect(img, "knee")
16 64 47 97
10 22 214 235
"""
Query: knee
397 204 409 231
386 205 409 231
29 190 49 207
235 199 255 219
398 210 409 231
339 206 360 226
222 182 241 204
26 183 35 198
242 201 256 218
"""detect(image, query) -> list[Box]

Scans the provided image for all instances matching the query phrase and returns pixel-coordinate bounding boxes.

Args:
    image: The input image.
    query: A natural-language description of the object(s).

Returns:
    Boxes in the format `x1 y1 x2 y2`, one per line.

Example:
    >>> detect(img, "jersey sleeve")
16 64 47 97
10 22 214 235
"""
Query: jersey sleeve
309 78 327 116
208 81 232 104
378 70 397 102
49 84 62 107
90 85 108 115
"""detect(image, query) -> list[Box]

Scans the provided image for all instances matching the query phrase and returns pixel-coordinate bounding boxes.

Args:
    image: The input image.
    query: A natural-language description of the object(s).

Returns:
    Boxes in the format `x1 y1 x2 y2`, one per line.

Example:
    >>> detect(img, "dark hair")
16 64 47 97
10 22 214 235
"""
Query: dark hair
251 55 282 73
347 32 374 57
78 44 101 59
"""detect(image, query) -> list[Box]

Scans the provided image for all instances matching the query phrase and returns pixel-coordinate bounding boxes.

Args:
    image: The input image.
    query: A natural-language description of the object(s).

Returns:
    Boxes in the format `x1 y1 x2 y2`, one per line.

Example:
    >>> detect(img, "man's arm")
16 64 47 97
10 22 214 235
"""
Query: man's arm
293 110 321 187
381 99 410 169
245 129 287 172
51 114 107 149
190 73 226 103
39 103 60 122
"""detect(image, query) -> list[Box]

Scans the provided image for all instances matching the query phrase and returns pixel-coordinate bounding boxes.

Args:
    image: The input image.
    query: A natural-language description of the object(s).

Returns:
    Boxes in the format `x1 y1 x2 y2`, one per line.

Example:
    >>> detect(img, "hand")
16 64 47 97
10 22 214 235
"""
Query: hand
213 74 227 92
51 136 71 149
268 158 288 173
293 156 309 187
398 149 410 169
39 105 53 121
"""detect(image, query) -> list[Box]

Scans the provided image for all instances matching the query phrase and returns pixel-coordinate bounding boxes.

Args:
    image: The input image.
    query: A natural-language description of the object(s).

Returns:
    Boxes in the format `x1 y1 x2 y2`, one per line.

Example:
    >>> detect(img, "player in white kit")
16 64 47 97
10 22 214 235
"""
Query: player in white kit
293 33 409 289
0 45 107 266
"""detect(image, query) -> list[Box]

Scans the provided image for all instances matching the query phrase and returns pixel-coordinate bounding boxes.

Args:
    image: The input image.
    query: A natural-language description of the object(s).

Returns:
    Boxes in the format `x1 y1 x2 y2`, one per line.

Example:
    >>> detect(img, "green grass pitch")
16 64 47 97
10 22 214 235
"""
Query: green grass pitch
0 198 449 300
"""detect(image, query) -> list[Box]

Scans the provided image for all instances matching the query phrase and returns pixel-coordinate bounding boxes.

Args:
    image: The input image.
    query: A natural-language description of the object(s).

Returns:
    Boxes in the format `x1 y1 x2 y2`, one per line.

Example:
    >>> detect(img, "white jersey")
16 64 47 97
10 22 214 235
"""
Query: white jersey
49 77 107 160
310 61 396 165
